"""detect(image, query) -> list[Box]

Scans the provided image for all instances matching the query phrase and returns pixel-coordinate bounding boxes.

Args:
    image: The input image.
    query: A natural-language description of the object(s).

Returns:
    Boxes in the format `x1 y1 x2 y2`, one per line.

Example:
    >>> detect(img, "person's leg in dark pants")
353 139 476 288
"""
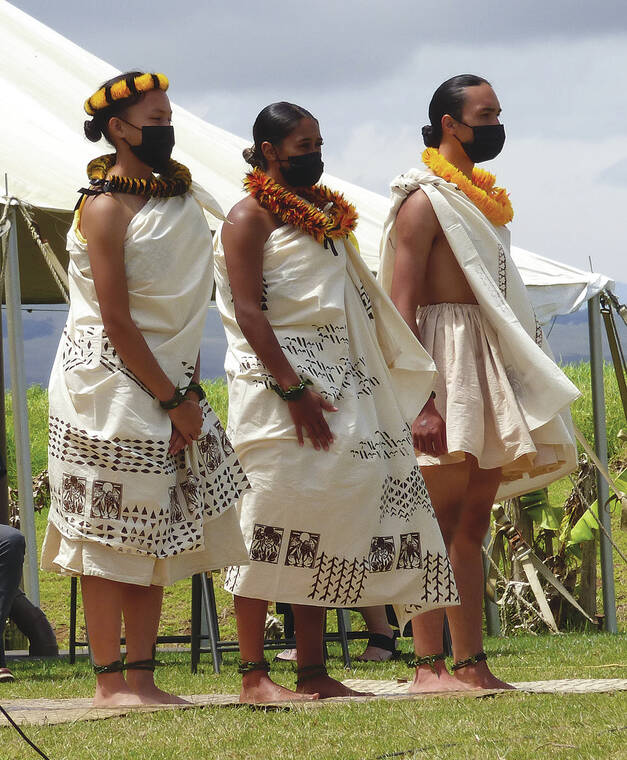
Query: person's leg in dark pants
0 525 25 675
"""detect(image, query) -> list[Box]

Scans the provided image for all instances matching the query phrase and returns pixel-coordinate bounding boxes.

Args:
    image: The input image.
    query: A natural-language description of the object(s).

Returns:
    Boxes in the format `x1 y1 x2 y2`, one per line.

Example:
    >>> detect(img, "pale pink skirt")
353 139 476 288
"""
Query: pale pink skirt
416 303 563 482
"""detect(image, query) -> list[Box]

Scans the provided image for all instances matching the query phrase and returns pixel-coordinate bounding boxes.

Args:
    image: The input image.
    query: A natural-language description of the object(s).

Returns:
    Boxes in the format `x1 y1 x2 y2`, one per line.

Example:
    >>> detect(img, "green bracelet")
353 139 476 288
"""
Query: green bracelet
185 382 206 401
270 378 313 401
160 382 206 410
159 386 186 410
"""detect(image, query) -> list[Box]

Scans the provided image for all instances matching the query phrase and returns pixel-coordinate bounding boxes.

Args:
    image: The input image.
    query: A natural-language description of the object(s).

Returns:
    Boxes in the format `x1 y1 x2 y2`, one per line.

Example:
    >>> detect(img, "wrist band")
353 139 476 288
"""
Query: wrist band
185 382 206 401
159 386 185 410
270 377 313 401
160 381 206 410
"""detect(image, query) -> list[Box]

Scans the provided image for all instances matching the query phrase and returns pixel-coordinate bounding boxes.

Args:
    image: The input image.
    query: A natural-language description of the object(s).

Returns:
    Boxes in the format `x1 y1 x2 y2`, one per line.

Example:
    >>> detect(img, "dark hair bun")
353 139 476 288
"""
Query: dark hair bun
242 146 259 167
421 125 437 148
84 118 103 143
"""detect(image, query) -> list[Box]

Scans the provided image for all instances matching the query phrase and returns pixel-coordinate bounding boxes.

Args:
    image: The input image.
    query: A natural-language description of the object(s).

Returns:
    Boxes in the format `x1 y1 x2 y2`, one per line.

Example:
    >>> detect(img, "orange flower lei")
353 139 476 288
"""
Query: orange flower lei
243 168 358 243
422 148 513 226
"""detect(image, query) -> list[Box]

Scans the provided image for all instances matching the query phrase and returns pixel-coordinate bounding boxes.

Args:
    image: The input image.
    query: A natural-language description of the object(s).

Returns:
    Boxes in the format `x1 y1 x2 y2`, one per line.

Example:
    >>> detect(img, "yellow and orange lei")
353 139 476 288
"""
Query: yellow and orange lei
422 148 513 226
86 154 191 197
243 168 358 243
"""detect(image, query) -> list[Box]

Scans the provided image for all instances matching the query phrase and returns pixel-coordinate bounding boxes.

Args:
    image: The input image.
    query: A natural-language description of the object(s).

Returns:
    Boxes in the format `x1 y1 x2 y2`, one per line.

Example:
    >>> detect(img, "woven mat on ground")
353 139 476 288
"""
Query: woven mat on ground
342 678 627 695
0 688 499 726
1 679 625 726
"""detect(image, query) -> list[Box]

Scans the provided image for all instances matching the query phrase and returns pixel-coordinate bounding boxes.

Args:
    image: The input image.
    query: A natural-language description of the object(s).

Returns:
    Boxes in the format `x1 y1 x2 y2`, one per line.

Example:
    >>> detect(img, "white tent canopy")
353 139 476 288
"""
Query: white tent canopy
511 247 614 325
0 0 386 278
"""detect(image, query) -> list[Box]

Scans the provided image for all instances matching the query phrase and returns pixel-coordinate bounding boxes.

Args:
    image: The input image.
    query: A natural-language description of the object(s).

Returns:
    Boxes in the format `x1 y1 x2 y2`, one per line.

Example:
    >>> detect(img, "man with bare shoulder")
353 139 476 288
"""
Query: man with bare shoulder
379 74 579 691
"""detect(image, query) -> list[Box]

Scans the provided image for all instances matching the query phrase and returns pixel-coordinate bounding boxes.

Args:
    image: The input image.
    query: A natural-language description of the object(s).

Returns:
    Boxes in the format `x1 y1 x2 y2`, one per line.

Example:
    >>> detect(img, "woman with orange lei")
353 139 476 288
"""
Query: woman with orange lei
215 102 459 703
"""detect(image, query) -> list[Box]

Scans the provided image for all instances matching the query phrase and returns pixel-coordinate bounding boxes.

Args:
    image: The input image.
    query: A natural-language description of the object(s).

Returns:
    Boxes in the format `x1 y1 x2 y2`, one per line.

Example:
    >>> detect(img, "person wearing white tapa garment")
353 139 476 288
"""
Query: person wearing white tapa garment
215 101 460 703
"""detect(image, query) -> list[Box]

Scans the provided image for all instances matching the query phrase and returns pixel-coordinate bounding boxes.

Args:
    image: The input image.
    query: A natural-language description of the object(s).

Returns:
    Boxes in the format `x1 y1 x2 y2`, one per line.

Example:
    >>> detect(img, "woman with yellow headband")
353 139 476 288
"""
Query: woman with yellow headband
41 71 248 707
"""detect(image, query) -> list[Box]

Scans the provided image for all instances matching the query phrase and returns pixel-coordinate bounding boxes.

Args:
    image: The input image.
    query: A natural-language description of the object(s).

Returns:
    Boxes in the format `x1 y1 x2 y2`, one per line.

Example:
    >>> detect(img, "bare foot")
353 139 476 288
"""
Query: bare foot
355 632 398 662
126 672 189 705
274 648 298 662
93 690 145 707
135 685 189 705
296 674 373 698
453 661 514 690
355 645 396 663
93 673 145 707
408 662 474 694
240 672 319 704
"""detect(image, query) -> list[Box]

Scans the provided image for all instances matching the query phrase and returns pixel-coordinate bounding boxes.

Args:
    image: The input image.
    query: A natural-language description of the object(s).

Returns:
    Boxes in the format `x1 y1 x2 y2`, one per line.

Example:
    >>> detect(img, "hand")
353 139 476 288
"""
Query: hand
168 427 187 456
288 389 338 451
167 399 203 451
411 399 447 456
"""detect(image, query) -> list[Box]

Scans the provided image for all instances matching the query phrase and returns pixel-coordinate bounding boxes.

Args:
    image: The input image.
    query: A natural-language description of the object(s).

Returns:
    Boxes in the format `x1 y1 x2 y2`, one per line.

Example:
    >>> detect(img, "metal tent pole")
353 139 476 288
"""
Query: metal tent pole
0 303 10 526
483 531 501 636
587 294 617 633
5 200 39 606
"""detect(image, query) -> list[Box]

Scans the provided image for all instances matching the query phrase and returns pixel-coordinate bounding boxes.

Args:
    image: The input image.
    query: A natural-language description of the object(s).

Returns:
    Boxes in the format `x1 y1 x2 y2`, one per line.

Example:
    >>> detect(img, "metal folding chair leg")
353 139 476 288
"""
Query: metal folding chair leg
69 576 77 664
190 574 201 674
336 608 352 667
200 573 222 674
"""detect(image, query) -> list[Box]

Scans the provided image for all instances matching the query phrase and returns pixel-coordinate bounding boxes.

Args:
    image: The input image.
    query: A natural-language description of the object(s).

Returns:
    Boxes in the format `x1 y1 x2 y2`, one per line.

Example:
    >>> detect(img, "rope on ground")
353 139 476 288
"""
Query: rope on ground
0 703 52 759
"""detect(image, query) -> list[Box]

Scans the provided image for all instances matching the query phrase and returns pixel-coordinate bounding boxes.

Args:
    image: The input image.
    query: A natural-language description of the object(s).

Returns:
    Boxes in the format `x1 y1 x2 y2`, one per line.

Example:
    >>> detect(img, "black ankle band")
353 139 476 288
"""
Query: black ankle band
125 658 157 672
295 663 327 684
93 659 125 675
238 659 270 675
451 651 487 671
405 653 445 672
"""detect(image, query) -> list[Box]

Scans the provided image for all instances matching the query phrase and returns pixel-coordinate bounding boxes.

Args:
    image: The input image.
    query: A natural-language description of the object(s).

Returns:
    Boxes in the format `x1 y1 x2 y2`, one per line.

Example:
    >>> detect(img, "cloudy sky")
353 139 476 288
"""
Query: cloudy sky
7 0 627 382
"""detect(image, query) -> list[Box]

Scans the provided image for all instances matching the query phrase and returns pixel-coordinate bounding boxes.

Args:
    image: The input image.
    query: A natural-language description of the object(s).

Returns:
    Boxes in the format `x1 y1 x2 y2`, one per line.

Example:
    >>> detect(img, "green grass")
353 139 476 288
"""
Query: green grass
3 368 627 647
2 369 627 758
4 384 50 488
1 634 626 759
560 362 627 466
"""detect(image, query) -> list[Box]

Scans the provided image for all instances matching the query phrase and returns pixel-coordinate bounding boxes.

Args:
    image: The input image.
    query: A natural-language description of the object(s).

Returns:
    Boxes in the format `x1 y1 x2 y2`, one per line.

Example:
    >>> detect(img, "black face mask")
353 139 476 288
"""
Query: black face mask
456 122 505 163
279 151 324 187
120 120 175 174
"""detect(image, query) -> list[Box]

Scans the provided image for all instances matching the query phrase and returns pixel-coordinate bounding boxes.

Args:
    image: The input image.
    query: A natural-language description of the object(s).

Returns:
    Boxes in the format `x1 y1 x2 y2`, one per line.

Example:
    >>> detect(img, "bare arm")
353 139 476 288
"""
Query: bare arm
390 190 438 339
82 195 202 449
390 190 447 456
222 202 336 450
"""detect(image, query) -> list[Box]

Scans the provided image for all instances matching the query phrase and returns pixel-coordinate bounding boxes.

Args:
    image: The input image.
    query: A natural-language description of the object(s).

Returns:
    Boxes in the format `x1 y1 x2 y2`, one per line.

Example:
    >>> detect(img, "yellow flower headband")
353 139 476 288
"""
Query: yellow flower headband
84 73 169 116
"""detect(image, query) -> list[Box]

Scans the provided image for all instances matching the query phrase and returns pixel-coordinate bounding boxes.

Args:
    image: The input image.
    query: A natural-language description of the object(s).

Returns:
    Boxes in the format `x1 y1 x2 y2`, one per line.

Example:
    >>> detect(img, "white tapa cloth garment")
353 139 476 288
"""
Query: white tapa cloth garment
215 224 459 630
42 182 249 585
378 167 580 499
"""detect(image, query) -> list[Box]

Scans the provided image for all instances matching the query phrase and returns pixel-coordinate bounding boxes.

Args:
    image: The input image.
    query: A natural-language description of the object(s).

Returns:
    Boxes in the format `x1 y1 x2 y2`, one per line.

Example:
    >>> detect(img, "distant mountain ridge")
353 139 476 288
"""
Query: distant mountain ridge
545 281 627 364
11 283 627 389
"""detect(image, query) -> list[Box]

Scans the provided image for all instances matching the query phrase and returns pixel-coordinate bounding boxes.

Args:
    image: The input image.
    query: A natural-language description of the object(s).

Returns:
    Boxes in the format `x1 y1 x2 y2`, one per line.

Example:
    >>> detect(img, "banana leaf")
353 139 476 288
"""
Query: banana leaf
519 487 562 531
567 468 627 547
